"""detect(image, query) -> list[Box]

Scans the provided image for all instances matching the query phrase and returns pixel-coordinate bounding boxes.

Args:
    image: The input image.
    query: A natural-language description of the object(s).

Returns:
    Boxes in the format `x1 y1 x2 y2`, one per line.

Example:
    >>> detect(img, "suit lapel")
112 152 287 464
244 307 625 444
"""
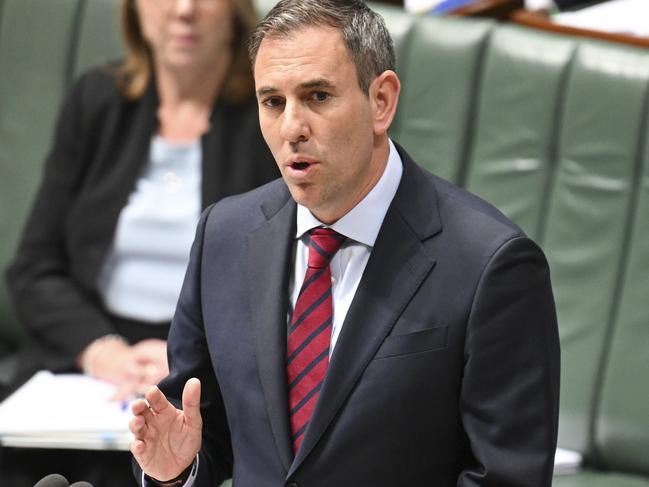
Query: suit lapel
289 148 442 475
86 81 157 282
200 99 224 209
247 188 296 471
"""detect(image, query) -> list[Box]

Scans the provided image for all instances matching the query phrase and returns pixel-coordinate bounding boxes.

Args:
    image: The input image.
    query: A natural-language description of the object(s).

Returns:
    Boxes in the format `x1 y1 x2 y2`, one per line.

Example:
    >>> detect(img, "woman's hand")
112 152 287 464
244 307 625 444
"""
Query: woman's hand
132 338 170 384
78 335 169 399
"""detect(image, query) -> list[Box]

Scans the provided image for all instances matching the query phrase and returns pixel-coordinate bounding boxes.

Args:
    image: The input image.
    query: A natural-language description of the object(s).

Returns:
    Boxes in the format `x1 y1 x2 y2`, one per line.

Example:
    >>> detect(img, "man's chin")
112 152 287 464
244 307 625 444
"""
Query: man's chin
286 185 316 207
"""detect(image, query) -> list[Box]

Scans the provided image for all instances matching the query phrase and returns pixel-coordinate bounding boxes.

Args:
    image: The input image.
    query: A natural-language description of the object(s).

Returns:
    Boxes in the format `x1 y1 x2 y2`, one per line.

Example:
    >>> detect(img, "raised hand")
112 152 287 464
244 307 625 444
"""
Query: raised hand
130 378 203 482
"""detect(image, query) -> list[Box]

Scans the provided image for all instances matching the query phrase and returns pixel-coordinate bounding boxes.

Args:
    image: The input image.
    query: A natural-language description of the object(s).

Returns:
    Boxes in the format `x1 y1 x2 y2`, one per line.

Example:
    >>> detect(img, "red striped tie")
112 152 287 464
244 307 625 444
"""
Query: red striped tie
287 227 346 453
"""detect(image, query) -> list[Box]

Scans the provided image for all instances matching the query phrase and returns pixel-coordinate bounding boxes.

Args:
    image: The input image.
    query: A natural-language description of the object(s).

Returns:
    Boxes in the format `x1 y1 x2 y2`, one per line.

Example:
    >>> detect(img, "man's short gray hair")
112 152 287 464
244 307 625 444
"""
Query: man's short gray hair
249 0 395 94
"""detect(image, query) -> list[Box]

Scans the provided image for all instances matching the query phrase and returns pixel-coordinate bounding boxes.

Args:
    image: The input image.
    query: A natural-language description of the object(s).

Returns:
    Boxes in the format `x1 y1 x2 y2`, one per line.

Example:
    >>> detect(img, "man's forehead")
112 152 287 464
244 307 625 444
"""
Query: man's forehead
260 24 342 47
254 25 353 88
255 25 348 67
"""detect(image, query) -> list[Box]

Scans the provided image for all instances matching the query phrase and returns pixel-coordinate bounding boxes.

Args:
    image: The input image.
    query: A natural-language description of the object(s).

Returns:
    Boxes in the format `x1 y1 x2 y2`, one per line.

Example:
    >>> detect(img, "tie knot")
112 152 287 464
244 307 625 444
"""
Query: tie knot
307 228 346 269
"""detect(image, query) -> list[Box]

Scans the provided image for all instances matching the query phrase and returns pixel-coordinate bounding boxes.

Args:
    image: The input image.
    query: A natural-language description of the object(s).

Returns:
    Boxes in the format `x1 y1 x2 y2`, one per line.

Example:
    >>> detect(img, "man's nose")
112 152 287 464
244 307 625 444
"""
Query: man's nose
174 0 196 16
280 101 310 144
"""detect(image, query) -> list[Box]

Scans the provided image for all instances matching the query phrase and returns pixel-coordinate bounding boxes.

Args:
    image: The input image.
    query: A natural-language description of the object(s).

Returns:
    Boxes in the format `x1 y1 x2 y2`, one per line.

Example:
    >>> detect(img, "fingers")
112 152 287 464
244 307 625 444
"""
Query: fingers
129 412 149 439
143 363 168 385
130 437 153 471
115 362 166 400
130 398 154 439
130 438 146 457
131 397 151 416
133 338 166 348
131 341 169 385
182 378 203 430
132 340 168 364
146 385 172 416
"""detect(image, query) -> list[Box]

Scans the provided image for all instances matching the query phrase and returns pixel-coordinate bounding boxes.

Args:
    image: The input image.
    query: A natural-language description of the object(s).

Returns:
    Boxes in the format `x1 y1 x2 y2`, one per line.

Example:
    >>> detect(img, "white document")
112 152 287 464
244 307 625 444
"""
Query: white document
0 370 133 450
525 0 555 10
554 447 584 474
0 371 587 467
552 0 649 38
404 0 443 14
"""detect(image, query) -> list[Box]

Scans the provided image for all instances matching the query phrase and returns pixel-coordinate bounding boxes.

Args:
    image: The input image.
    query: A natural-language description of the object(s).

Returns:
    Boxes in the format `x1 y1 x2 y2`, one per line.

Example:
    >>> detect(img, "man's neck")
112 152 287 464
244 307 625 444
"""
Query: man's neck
310 137 390 225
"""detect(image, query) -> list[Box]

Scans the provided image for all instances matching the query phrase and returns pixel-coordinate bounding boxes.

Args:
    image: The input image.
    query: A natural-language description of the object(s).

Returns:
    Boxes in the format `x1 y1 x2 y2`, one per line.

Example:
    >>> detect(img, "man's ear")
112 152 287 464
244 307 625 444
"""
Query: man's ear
369 70 401 136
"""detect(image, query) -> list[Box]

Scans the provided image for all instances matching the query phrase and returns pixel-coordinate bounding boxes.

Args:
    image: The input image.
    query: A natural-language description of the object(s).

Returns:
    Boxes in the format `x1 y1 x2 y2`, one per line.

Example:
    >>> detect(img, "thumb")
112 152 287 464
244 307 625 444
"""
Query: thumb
182 378 202 430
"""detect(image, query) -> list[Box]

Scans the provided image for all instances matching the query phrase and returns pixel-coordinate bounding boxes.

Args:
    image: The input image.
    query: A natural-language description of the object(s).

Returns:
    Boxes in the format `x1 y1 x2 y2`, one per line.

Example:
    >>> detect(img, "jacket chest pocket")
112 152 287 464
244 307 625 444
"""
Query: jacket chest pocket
374 325 448 360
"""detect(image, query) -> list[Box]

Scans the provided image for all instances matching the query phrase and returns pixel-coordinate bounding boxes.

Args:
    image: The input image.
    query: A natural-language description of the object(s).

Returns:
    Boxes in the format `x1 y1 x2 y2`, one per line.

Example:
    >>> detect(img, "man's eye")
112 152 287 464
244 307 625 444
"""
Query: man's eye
311 91 329 102
262 97 283 109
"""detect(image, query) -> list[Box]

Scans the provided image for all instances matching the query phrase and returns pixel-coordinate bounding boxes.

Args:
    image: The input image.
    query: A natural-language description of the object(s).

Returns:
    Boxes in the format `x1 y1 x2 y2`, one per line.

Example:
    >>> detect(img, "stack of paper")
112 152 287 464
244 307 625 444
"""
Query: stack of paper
405 0 442 13
405 0 475 15
0 371 587 471
552 0 649 38
0 371 133 451
554 447 584 475
525 0 555 10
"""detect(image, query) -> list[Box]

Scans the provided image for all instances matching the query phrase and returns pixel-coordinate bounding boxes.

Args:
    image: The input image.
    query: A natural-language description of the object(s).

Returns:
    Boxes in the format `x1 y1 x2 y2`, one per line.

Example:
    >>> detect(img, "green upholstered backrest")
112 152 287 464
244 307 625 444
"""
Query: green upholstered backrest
0 0 123 348
595 115 649 475
377 6 494 183
553 471 649 487
540 42 649 460
463 26 576 240
0 0 84 347
2 0 649 476
253 0 277 17
74 0 122 77
369 7 649 460
370 5 649 467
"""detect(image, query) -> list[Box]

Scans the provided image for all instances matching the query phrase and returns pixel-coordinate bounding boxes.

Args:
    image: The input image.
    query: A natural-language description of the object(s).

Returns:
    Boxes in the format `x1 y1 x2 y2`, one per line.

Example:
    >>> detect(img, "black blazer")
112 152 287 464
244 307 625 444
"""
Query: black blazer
6 66 279 374
142 144 560 486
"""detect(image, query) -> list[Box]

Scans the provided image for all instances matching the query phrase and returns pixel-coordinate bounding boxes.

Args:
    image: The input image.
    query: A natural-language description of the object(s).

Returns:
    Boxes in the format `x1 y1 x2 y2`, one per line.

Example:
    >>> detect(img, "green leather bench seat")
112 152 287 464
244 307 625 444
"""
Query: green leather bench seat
463 26 575 240
74 0 122 77
595 126 649 475
542 41 649 457
372 6 649 483
1 0 648 484
554 471 649 487
382 9 494 183
0 0 123 350
0 0 83 347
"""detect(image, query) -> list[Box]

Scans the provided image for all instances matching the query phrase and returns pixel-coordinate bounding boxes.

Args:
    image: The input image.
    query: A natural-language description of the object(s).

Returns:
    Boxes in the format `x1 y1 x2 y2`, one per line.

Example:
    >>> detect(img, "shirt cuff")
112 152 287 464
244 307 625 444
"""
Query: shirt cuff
142 455 199 487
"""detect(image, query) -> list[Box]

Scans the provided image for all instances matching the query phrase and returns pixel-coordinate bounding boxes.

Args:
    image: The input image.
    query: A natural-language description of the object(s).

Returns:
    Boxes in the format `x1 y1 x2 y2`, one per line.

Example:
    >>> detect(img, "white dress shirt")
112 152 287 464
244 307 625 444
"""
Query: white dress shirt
151 140 403 487
289 139 403 354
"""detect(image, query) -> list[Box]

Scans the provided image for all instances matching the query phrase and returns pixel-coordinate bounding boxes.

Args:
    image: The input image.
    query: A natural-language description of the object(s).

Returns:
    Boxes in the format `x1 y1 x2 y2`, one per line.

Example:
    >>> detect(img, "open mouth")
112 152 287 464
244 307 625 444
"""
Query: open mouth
291 161 310 171
287 155 318 175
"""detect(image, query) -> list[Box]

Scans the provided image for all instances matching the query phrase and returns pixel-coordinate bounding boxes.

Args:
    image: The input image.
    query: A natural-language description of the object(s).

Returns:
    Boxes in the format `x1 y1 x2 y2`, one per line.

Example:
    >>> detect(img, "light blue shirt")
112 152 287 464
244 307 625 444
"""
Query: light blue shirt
98 135 201 323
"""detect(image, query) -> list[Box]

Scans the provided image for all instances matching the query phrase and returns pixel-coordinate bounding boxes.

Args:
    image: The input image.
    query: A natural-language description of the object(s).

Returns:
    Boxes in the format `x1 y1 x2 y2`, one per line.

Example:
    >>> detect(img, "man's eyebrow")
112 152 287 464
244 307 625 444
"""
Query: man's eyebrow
256 79 336 98
256 87 278 97
300 78 335 90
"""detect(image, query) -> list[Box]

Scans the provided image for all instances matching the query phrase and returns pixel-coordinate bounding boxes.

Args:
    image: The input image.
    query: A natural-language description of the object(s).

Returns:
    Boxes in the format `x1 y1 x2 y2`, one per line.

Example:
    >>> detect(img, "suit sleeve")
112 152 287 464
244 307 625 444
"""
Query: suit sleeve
133 206 233 486
5 71 118 372
458 236 560 487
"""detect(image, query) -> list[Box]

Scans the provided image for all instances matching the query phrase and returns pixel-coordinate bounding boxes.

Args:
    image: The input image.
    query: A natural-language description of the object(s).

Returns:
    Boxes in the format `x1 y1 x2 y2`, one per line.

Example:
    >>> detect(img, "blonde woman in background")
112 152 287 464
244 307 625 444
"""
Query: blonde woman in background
4 0 277 485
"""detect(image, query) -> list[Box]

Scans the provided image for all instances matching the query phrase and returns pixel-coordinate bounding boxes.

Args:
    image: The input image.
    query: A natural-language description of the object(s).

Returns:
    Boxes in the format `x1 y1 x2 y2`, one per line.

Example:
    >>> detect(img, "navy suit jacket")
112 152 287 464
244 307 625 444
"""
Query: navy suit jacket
142 144 560 486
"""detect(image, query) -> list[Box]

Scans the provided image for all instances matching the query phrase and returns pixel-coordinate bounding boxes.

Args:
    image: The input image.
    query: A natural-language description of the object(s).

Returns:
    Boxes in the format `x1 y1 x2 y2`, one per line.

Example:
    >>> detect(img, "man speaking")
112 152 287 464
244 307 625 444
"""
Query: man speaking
130 1 560 485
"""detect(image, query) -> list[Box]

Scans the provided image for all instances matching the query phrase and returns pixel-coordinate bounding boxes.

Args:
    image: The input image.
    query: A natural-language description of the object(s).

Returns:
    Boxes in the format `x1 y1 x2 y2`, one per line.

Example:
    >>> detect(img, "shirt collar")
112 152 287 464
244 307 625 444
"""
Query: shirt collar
296 139 403 247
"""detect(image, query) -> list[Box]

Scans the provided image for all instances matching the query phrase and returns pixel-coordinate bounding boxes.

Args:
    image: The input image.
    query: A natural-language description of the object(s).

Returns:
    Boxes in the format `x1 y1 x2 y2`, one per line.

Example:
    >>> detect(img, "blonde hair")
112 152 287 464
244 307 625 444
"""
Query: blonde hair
116 0 258 102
